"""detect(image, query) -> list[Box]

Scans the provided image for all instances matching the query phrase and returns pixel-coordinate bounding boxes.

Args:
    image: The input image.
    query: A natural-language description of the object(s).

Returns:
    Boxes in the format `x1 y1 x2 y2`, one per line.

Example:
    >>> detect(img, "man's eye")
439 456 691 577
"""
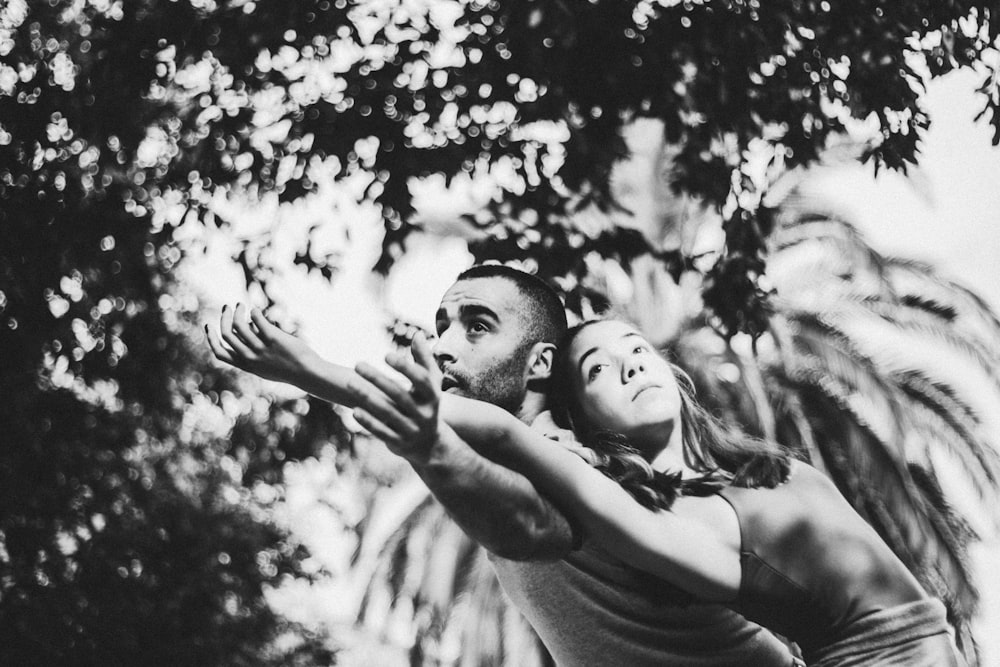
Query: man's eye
587 364 605 381
469 321 489 334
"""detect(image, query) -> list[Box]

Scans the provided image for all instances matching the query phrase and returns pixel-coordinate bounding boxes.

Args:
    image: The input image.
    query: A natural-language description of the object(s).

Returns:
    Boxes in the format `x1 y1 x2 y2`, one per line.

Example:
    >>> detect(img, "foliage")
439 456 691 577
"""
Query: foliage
0 2 342 661
3 1 1000 664
13 1 998 328
5 1 997 331
0 265 338 664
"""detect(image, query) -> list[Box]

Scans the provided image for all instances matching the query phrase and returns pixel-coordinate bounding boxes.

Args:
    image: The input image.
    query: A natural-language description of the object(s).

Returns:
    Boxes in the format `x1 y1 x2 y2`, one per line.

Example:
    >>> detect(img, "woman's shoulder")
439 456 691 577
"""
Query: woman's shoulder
786 459 822 481
725 459 824 493
786 460 842 494
721 460 842 516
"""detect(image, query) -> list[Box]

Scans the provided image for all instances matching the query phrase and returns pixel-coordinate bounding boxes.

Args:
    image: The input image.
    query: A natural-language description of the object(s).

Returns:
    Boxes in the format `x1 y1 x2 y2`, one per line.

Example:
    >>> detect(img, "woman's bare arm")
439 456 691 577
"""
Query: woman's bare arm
340 330 739 600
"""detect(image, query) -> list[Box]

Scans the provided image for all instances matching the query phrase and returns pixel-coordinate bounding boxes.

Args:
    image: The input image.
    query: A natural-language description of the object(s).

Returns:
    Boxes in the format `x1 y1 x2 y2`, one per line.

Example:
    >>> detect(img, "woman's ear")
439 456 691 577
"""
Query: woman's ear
525 342 556 381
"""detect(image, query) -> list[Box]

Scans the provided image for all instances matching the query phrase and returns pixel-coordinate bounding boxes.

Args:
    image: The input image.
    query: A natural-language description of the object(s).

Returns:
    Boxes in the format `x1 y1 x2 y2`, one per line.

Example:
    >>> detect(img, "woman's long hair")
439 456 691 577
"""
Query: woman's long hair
548 320 791 510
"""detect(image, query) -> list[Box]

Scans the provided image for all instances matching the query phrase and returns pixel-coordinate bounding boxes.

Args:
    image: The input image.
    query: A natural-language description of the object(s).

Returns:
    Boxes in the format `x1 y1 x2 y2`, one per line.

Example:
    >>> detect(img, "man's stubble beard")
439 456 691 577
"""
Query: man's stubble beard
463 344 532 415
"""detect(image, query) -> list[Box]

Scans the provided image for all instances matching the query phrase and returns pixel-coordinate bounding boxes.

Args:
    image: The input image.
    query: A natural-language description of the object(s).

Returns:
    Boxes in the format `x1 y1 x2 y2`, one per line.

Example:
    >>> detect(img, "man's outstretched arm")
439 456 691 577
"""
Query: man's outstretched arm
410 424 576 561
208 304 576 561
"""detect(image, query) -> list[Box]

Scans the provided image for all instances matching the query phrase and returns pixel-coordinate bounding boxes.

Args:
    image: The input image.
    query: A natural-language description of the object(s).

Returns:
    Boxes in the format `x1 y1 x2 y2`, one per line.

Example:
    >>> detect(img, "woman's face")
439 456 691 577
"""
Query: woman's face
567 321 681 447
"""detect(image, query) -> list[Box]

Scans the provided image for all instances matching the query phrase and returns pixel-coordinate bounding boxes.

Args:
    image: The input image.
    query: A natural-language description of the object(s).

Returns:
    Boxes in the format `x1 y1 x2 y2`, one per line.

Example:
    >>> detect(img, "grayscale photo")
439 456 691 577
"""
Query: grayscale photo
2 1 999 665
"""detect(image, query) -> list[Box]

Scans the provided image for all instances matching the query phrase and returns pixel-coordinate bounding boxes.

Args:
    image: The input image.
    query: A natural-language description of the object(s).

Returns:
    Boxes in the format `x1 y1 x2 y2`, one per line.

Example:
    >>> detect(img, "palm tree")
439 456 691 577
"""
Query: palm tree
319 127 1000 666
674 180 1000 661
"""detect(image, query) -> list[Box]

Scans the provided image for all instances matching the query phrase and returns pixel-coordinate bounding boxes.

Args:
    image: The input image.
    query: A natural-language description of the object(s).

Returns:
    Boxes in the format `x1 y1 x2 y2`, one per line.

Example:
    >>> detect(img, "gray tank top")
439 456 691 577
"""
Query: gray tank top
490 542 796 666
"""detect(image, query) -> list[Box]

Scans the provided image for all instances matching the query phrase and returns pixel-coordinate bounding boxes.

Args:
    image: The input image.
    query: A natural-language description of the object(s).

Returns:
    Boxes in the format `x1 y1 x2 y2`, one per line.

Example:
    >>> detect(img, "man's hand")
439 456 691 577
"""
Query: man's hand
354 332 576 559
206 303 320 385
352 332 444 466
531 410 600 466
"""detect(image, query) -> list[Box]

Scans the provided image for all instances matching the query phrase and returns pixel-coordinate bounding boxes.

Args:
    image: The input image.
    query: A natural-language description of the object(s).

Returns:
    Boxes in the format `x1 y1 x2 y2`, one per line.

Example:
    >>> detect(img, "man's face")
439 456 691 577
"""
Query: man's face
433 277 534 414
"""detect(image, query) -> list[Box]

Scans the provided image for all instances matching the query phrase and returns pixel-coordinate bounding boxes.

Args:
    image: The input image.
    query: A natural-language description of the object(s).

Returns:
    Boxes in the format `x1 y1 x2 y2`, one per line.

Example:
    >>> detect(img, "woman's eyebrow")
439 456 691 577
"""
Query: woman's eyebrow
578 333 644 371
577 346 599 374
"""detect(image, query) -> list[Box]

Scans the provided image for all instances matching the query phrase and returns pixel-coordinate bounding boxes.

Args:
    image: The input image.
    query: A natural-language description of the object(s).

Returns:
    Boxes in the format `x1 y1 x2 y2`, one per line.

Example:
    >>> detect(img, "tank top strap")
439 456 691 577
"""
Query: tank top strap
714 474 833 652
714 486 746 556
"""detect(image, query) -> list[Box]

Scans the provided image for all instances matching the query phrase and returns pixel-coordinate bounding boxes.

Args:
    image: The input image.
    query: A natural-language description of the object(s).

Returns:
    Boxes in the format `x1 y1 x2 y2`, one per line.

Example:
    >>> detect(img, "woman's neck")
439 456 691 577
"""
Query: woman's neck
641 420 694 476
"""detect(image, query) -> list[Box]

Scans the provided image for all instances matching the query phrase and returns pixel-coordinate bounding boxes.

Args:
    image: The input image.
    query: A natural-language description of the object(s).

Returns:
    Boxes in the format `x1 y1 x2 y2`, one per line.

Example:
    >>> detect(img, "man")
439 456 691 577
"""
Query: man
209 264 796 666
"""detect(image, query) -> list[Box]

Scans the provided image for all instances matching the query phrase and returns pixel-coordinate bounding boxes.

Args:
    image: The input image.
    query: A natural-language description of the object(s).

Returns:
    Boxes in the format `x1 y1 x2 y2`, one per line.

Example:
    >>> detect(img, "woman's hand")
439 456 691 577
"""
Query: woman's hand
206 303 320 385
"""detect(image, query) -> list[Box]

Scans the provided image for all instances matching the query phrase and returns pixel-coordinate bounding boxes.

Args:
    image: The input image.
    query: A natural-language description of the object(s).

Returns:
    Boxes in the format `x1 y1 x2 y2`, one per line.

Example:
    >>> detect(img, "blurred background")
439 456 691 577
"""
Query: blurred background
2 2 1000 665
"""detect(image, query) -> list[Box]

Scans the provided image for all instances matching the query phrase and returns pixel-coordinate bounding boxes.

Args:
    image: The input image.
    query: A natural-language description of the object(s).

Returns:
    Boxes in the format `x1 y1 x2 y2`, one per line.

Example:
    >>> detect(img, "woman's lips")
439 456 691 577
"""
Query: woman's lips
632 384 660 400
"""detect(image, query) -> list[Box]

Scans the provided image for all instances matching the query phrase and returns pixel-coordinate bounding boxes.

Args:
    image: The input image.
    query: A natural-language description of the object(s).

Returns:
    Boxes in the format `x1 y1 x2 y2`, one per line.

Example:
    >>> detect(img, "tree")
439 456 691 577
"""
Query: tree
0 1 340 663
6 1 993 327
72 0 998 331
3 0 1000 663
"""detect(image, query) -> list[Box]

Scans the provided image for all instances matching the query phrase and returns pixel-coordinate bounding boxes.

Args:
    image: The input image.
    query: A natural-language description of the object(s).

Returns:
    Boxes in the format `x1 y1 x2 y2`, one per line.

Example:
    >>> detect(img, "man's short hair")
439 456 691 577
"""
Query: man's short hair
457 264 567 346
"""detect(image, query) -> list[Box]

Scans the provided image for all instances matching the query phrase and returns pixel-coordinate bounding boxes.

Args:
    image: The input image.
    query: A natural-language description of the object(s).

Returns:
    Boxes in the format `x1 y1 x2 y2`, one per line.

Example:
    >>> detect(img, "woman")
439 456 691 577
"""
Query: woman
416 319 965 666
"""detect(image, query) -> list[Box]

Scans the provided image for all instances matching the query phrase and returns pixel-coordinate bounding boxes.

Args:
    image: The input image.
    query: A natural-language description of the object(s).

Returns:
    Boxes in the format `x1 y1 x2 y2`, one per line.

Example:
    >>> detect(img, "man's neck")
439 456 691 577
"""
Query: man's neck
514 390 548 425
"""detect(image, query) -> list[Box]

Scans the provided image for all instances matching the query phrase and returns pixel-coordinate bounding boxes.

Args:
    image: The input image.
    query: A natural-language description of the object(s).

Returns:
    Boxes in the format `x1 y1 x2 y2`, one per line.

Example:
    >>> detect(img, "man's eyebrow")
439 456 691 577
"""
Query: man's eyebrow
434 308 448 328
459 303 499 321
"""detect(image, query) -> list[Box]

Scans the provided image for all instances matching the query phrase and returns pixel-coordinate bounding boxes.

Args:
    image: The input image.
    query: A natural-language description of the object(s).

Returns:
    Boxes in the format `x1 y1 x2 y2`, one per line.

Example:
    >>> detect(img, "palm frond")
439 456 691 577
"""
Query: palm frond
886 258 1000 337
447 550 551 667
353 489 547 666
790 380 980 618
778 287 1000 514
754 181 1000 665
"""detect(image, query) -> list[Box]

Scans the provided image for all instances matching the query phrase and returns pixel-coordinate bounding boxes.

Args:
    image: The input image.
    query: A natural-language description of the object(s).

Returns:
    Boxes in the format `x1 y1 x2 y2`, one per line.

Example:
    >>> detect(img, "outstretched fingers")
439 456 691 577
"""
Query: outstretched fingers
411 331 442 385
353 407 402 447
345 371 420 438
386 333 439 403
230 303 266 352
356 361 420 416
219 305 257 361
206 324 235 365
248 307 280 344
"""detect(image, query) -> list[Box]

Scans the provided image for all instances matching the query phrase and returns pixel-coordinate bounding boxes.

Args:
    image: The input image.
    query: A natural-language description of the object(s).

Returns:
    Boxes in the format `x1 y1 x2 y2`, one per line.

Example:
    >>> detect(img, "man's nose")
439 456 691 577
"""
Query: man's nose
432 325 458 364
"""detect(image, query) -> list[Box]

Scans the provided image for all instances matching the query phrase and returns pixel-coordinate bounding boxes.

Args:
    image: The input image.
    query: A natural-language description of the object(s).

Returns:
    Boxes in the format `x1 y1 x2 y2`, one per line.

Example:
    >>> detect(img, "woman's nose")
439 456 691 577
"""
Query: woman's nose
622 358 644 382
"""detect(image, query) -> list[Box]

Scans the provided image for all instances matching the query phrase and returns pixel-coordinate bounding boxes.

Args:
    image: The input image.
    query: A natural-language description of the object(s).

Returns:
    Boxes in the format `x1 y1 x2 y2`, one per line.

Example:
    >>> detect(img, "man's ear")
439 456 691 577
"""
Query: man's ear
525 342 556 381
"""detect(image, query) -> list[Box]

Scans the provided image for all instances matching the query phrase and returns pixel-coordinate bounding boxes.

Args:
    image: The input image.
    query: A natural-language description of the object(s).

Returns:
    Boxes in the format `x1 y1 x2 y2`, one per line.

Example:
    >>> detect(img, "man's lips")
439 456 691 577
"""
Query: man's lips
441 374 462 392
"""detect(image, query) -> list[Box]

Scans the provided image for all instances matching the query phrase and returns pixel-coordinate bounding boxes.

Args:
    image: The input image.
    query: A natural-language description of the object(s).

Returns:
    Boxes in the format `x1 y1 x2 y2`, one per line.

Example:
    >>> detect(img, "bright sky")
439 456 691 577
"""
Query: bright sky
817 69 1000 312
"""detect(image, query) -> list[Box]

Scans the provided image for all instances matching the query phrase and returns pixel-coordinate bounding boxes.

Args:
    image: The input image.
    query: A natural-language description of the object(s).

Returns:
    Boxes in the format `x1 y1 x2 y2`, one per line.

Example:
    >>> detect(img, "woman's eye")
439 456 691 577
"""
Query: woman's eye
587 364 605 381
633 345 644 354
